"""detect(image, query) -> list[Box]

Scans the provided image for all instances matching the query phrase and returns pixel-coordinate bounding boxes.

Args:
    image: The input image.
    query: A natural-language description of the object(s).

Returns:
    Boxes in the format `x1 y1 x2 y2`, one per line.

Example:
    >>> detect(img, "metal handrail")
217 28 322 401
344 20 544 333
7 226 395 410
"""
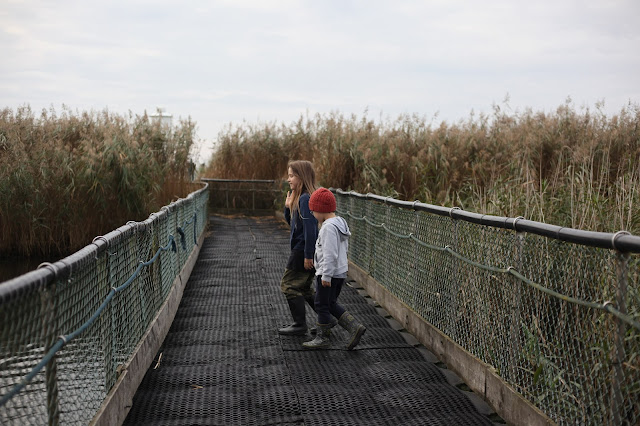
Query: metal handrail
333 188 640 253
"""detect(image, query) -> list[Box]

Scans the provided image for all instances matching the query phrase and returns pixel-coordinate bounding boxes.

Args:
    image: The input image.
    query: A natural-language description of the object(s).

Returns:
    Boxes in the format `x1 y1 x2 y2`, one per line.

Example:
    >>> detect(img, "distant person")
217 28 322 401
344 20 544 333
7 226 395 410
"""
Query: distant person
302 187 366 350
278 160 320 335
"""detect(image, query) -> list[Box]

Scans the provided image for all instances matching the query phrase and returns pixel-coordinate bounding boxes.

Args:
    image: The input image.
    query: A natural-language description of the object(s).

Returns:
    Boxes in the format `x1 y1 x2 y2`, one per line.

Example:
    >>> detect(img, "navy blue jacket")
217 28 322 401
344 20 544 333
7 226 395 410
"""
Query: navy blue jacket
284 192 318 259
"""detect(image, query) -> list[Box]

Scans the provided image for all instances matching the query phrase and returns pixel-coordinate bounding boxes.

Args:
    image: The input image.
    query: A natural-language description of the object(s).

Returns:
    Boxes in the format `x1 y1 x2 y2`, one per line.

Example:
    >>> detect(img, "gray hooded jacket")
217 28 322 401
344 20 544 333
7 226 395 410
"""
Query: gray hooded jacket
314 216 351 282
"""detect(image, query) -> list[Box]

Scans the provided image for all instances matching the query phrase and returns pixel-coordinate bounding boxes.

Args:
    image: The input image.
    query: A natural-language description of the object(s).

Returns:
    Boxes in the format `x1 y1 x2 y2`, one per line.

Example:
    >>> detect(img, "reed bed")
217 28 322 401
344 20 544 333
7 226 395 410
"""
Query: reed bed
206 100 640 235
0 106 197 258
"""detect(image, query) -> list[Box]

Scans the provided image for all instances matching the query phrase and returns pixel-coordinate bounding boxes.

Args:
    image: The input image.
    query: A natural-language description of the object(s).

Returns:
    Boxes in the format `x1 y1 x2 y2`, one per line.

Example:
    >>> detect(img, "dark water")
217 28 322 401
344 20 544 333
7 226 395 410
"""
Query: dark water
0 256 55 283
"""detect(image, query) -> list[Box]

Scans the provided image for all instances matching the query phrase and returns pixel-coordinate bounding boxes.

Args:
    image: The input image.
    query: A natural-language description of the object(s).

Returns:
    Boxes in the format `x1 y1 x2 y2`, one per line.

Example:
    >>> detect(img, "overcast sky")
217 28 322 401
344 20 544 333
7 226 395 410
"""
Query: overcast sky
2 0 639 163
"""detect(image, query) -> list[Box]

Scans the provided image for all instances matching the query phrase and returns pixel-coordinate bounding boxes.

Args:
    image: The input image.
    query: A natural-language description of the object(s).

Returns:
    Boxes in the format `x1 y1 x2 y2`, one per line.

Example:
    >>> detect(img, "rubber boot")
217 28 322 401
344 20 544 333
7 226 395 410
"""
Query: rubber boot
338 312 366 350
310 318 338 335
305 295 316 312
305 295 318 335
278 296 307 335
302 323 331 350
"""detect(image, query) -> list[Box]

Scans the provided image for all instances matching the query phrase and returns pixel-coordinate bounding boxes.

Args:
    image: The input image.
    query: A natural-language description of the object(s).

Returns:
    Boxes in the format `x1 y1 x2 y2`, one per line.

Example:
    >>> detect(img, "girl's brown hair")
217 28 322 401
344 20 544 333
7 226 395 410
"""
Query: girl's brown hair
288 160 317 219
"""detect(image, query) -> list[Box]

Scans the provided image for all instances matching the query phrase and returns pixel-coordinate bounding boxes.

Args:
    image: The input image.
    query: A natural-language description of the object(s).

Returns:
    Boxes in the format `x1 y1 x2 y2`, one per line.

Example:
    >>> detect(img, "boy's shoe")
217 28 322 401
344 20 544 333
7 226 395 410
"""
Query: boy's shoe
338 312 366 350
309 318 338 335
302 323 331 350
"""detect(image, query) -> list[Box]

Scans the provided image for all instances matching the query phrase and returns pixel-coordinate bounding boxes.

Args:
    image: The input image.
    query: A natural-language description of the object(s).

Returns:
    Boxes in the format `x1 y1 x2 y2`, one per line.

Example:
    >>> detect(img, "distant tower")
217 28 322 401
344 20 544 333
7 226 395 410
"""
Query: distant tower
150 107 173 128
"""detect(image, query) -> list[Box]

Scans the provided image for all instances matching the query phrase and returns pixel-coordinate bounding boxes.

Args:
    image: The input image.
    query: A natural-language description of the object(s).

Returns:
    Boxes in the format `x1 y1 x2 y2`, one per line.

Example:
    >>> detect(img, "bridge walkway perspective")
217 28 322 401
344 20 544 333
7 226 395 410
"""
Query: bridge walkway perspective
122 215 503 425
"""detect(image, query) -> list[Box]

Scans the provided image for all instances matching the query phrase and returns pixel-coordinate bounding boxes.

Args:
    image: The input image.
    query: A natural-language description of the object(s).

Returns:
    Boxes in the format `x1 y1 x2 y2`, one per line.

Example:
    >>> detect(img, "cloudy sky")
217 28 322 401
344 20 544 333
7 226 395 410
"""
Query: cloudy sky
2 0 639 163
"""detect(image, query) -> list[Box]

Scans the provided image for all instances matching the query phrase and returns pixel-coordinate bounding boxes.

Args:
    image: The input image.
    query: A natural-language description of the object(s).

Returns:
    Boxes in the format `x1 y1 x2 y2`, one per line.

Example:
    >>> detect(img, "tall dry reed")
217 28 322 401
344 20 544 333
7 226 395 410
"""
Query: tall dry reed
0 106 197 258
205 100 640 235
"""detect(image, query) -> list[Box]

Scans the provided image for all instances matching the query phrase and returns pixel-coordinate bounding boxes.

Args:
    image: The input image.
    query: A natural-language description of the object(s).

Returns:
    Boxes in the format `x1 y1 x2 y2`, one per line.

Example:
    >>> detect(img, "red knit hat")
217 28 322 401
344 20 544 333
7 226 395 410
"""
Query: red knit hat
309 187 336 213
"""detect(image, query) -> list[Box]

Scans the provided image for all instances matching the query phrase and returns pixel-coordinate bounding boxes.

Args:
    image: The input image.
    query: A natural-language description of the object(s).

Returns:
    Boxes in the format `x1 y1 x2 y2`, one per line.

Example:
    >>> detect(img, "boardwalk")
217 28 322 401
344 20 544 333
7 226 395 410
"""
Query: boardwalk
123 215 500 425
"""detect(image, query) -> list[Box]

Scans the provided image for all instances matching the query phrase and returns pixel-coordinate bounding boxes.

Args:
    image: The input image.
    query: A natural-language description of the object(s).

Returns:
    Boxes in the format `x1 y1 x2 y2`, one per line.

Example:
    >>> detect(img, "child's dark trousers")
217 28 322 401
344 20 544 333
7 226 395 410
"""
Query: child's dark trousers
314 276 347 324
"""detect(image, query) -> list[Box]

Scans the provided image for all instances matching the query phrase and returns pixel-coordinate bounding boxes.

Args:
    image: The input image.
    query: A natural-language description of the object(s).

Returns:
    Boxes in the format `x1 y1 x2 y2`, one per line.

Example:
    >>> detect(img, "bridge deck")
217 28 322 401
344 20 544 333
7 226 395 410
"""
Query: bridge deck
124 215 499 425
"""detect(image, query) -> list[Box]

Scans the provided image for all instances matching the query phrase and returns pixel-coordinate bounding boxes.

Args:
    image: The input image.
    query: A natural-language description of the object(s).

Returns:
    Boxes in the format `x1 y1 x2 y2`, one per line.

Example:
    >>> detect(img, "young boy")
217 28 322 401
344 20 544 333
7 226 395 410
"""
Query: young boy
303 187 366 350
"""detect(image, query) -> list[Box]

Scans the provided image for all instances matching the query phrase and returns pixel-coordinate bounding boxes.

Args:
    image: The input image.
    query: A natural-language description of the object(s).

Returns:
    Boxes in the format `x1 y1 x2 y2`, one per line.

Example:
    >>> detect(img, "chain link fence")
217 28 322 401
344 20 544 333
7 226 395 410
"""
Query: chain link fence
0 184 209 425
335 189 640 426
201 178 284 214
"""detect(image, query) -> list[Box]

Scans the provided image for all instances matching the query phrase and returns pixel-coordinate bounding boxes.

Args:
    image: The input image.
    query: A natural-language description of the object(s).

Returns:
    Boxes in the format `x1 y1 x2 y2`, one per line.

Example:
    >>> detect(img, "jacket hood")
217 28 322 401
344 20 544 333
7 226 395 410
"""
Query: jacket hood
325 216 351 237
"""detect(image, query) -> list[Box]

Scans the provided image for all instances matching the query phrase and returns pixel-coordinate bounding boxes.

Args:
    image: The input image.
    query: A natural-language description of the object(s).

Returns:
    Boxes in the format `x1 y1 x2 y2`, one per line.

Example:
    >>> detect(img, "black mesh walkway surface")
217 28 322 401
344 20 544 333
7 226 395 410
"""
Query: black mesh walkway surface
124 215 498 425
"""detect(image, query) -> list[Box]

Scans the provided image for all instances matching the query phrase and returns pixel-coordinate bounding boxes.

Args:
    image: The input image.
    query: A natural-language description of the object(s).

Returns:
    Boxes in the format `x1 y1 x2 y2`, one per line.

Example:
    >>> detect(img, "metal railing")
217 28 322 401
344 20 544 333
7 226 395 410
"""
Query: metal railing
0 184 209 425
201 178 283 214
334 188 640 426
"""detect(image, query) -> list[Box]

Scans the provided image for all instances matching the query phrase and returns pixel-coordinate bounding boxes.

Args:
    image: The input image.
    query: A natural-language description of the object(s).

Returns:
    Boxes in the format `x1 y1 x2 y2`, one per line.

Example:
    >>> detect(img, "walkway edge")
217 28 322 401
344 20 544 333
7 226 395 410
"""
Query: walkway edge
348 261 555 426
89 229 208 426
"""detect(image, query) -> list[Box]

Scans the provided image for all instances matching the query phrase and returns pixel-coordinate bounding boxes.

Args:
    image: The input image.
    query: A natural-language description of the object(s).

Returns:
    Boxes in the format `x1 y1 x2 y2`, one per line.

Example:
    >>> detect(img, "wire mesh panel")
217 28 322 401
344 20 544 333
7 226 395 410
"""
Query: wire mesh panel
335 190 640 426
201 178 283 214
0 185 209 425
515 237 627 424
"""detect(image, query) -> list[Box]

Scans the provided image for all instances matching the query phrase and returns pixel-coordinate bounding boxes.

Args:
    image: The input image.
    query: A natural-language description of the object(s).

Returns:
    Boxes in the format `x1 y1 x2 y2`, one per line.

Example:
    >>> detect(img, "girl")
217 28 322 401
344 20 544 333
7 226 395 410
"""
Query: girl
278 160 319 335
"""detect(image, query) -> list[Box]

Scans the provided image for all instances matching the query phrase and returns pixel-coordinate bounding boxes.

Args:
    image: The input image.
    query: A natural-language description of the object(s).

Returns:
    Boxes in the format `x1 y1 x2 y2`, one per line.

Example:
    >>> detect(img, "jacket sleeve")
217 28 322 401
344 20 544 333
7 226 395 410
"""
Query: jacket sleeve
299 194 318 259
284 206 291 225
320 225 340 282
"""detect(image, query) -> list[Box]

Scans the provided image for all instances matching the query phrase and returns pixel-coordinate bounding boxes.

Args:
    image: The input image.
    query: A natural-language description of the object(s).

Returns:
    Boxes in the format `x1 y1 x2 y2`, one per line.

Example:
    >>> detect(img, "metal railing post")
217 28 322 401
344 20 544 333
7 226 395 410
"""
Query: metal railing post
41 283 59 426
382 201 390 285
225 182 229 210
611 250 629 425
509 230 524 382
447 217 459 339
252 183 256 210
100 248 116 392
410 209 419 309
366 198 374 274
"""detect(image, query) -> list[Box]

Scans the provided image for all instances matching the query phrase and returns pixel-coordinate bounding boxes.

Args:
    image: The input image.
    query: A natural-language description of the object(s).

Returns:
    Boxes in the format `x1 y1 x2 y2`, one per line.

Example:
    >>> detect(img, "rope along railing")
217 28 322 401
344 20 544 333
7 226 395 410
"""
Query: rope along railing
334 189 639 426
0 184 209 425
